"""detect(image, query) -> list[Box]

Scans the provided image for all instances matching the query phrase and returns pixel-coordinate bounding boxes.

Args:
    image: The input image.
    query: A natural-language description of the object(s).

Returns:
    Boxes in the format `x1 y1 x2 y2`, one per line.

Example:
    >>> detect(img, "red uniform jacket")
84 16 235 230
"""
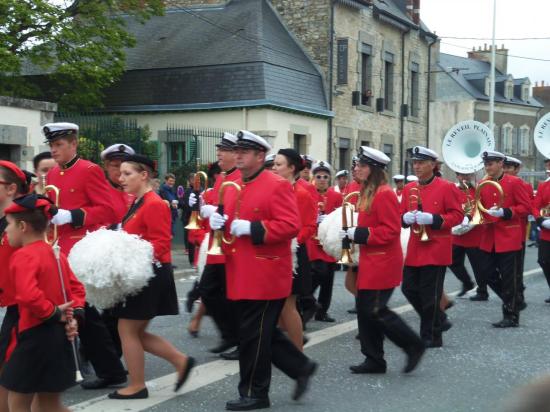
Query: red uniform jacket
107 179 134 223
478 174 531 253
534 181 550 242
354 185 403 290
123 191 172 263
519 180 534 242
205 168 241 265
295 178 317 200
343 181 362 207
400 177 463 266
306 188 343 262
222 170 299 300
452 185 483 248
0 230 17 307
46 157 116 254
8 240 85 333
294 183 316 245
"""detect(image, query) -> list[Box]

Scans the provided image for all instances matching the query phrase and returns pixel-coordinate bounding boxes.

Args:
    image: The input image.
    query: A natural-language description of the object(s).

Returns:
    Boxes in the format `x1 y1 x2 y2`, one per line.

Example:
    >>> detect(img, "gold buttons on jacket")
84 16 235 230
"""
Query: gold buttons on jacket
60 172 64 176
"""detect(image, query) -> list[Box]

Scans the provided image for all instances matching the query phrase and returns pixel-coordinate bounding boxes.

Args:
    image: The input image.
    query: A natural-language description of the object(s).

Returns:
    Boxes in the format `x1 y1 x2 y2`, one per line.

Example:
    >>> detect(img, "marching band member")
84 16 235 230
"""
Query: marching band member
189 133 241 358
264 154 276 170
400 146 463 347
392 174 405 203
449 172 480 298
109 154 194 399
273 148 316 350
32 152 55 195
503 156 533 307
43 122 127 389
477 151 531 327
534 163 550 302
333 170 349 194
307 161 343 323
210 131 317 411
341 147 424 374
1 194 85 412
297 155 318 199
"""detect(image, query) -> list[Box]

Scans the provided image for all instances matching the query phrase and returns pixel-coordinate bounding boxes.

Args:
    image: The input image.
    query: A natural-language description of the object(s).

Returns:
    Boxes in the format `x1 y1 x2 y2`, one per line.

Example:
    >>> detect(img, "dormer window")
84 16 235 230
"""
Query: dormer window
485 77 490 96
505 79 514 100
521 83 530 101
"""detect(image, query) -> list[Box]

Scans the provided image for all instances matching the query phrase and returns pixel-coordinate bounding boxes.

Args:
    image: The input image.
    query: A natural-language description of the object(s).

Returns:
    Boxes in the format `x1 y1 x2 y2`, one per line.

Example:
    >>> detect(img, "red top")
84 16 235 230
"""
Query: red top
400 177 463 266
534 181 550 242
223 170 299 300
478 174 531 253
0 229 17 307
294 183 317 244
46 158 116 254
452 185 483 248
343 181 362 207
357 185 403 290
295 178 318 200
107 181 134 223
9 240 85 333
123 191 172 263
306 188 343 262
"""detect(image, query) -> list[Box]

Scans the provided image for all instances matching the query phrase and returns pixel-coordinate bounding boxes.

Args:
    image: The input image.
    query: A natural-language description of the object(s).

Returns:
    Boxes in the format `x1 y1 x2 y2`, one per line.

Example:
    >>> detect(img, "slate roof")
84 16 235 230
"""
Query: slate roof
438 53 542 108
101 0 331 117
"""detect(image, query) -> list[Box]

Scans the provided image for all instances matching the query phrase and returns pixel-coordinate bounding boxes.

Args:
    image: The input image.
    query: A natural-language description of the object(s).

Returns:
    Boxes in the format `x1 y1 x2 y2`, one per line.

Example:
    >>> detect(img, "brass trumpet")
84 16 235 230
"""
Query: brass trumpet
471 178 504 225
408 187 429 242
207 181 241 255
42 175 60 244
185 166 209 230
460 180 475 217
339 191 361 264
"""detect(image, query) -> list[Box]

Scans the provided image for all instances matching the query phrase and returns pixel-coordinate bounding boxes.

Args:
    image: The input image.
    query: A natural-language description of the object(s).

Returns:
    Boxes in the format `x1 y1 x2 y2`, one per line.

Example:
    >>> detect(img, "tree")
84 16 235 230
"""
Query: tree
0 0 164 111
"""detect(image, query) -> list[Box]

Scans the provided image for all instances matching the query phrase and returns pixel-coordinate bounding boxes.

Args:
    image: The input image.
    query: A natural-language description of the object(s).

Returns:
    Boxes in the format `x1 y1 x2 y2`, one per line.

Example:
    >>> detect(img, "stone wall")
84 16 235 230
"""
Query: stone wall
164 0 228 7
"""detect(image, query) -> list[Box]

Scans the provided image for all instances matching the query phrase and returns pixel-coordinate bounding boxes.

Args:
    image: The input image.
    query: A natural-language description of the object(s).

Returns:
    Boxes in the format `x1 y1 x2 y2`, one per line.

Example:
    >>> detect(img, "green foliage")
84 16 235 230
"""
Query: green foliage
0 0 164 111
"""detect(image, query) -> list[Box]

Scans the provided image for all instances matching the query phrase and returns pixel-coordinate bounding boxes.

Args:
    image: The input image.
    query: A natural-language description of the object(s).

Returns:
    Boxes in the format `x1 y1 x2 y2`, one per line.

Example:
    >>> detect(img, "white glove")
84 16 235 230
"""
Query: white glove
416 212 434 225
51 209 72 225
188 193 197 208
487 207 505 218
461 216 470 227
209 213 227 231
403 211 416 225
317 214 326 224
200 204 217 219
542 220 550 229
230 219 251 237
339 227 356 240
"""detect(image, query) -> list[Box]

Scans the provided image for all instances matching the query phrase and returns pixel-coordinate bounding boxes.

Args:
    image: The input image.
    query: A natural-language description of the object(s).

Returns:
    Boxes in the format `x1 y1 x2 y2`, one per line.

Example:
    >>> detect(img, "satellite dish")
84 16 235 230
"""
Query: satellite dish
442 120 495 173
534 112 550 159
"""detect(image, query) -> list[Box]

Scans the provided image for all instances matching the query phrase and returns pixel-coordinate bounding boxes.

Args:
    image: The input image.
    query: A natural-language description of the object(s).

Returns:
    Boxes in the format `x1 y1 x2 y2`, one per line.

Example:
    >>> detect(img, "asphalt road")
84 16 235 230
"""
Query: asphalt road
56 244 550 412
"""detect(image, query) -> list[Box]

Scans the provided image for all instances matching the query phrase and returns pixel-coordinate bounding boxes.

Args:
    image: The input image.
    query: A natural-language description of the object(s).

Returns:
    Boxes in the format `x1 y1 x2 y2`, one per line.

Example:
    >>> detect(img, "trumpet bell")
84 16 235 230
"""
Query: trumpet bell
470 208 483 225
207 231 224 256
338 248 353 265
185 211 202 230
420 229 430 242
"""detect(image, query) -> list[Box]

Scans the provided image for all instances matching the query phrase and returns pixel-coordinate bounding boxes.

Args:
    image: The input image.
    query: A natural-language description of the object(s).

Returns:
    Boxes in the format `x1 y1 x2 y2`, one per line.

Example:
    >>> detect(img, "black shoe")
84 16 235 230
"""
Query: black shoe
293 361 317 401
108 387 148 399
303 335 310 346
302 302 322 325
518 301 527 311
457 283 475 297
403 344 425 373
81 375 127 390
315 312 335 323
423 338 442 348
492 318 519 328
545 297 550 303
469 293 488 302
174 356 195 392
209 340 238 354
441 319 453 332
347 308 358 314
220 348 239 361
349 361 386 374
444 300 455 311
226 396 270 411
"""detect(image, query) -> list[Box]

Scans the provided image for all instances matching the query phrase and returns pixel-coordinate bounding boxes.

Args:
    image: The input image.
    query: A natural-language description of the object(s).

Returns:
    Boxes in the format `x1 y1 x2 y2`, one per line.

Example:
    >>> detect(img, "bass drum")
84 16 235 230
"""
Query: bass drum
534 112 550 159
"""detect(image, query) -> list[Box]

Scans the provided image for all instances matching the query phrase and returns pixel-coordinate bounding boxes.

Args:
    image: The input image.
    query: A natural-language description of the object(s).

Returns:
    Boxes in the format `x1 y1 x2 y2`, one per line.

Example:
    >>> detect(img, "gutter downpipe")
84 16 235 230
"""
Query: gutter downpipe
399 28 409 174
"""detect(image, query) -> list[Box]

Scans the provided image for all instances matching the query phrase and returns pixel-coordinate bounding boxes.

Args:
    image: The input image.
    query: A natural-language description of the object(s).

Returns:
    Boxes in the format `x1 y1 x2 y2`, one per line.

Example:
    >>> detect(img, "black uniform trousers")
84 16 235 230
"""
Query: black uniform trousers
199 263 239 344
236 298 310 399
538 240 550 292
477 249 521 321
449 245 484 293
516 242 527 303
310 260 336 315
79 303 126 379
402 265 446 343
357 289 423 367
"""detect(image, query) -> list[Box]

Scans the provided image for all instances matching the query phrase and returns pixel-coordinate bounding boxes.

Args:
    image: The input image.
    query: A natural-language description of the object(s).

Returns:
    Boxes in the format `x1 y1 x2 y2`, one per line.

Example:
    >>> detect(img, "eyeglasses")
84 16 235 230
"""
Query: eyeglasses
0 180 9 186
315 175 329 180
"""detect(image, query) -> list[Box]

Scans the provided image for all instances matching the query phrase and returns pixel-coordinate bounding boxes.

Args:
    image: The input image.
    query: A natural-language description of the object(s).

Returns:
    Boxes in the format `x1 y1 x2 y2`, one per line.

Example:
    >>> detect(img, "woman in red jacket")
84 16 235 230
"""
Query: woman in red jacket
110 154 194 399
273 148 316 350
340 147 425 375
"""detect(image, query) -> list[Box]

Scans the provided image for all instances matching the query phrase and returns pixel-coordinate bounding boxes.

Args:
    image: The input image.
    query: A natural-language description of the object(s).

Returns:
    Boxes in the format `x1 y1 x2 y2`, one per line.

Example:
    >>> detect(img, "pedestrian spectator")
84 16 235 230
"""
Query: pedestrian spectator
159 173 178 235
181 174 196 262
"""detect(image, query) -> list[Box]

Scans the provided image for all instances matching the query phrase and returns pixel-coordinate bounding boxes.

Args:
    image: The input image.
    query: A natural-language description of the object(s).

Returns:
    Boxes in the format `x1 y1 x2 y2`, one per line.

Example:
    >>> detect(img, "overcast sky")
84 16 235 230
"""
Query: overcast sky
421 0 550 85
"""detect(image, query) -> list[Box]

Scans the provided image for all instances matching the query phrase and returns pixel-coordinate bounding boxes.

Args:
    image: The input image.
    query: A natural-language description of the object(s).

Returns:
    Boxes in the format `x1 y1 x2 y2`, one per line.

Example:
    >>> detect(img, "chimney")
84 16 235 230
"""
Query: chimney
406 0 414 20
412 0 420 25
544 81 546 87
467 44 509 75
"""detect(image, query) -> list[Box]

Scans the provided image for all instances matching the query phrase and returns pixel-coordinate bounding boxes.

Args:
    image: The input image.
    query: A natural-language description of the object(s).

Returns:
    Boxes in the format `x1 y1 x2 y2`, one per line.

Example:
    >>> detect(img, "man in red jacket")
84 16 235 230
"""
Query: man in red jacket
400 146 463 348
43 122 127 389
210 131 316 411
476 151 531 327
534 168 550 302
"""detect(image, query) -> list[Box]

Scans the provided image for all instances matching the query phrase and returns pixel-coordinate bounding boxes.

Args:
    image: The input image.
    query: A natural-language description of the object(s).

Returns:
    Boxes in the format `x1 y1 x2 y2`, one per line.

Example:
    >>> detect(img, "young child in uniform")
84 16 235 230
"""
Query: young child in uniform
1 194 85 412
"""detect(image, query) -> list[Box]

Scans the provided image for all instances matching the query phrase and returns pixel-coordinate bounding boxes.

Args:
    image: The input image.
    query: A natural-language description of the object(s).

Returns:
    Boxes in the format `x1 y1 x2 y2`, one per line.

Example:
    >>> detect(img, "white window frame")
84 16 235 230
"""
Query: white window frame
505 81 514 100
485 77 490 96
519 125 530 156
502 123 514 153
521 85 530 101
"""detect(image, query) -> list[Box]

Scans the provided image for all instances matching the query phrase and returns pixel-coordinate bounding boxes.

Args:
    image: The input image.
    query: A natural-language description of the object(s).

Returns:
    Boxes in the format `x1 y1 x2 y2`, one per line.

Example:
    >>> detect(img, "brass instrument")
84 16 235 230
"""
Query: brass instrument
185 162 209 230
339 191 361 264
42 175 60 244
471 178 504 225
408 186 429 242
207 181 241 255
313 193 327 242
460 180 475 217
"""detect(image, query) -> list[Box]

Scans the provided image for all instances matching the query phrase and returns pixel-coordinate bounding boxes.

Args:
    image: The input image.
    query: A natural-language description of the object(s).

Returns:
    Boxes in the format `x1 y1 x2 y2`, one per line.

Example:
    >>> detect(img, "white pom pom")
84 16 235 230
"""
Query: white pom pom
317 207 359 266
291 237 298 269
68 228 155 310
400 227 410 258
196 233 209 278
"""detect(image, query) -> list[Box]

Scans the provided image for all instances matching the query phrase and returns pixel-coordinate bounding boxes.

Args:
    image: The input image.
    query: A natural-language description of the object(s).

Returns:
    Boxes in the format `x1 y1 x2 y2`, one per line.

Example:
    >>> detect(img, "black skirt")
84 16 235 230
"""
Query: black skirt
292 243 312 296
111 263 179 320
0 321 75 393
0 305 18 367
